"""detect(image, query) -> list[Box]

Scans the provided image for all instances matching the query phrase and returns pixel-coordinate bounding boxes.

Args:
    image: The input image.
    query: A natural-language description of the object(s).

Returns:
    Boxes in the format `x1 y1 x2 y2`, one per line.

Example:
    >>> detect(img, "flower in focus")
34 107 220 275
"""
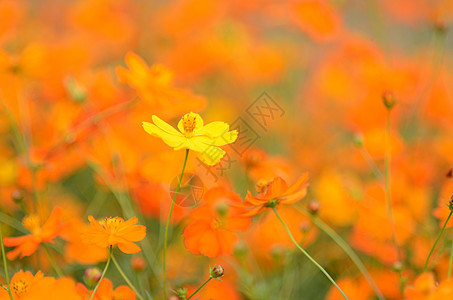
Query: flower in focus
142 112 238 165
62 218 109 265
3 206 63 260
243 173 309 217
81 216 146 254
76 278 136 300
183 186 251 257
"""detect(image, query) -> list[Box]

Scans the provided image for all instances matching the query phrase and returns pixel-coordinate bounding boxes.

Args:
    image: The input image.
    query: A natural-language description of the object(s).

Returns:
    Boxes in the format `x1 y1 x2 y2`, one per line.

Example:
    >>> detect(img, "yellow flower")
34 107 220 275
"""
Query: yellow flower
142 112 238 165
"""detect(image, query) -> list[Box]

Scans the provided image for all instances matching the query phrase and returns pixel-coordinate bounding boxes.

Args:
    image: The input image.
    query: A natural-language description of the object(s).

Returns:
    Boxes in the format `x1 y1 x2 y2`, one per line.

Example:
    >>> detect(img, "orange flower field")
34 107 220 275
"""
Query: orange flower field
1 0 453 299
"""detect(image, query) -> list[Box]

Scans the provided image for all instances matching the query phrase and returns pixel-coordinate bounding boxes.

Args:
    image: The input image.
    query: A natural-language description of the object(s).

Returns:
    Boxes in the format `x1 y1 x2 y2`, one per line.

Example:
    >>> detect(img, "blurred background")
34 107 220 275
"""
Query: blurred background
1 0 453 299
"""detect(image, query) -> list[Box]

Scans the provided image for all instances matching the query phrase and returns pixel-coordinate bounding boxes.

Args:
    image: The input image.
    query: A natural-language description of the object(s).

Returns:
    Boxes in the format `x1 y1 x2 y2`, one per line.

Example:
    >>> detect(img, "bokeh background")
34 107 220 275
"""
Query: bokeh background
1 0 453 299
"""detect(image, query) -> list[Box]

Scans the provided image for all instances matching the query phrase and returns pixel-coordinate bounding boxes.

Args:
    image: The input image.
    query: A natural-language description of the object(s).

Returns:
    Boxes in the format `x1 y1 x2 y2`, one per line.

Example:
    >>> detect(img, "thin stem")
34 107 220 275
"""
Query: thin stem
1 229 14 300
111 254 144 300
448 241 453 279
424 211 452 272
0 98 38 211
89 246 112 300
384 109 402 263
162 149 189 299
186 277 212 300
272 207 348 299
297 206 384 300
42 244 63 278
358 147 384 183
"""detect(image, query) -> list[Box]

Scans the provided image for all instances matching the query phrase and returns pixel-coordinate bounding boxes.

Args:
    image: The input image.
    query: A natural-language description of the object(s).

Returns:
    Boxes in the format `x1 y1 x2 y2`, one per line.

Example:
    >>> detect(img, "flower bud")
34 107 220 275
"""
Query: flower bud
172 287 187 299
11 190 24 204
308 200 320 215
131 257 145 273
352 133 364 148
84 267 102 287
299 220 310 232
210 265 224 279
382 91 396 110
392 261 403 272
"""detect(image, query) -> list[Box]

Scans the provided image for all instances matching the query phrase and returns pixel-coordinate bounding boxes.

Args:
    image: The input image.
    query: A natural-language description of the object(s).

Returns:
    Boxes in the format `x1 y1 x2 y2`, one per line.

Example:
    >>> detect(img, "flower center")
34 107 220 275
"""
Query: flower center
255 180 269 194
101 217 124 232
210 218 224 230
181 113 198 135
22 215 41 233
12 280 29 296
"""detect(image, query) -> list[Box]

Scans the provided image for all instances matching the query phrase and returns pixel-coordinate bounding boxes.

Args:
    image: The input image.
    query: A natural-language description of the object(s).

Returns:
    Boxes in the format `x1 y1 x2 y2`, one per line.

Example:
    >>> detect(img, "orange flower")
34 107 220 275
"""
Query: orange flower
291 0 342 43
0 270 79 300
62 218 109 265
243 173 309 217
81 216 146 254
116 52 206 111
76 278 136 300
404 272 437 299
183 186 251 257
3 206 63 260
0 270 49 299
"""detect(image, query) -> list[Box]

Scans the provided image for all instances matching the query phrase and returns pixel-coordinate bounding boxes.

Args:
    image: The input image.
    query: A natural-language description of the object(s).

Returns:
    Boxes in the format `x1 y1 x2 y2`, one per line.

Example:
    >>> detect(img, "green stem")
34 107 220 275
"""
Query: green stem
358 147 384 183
1 229 14 300
89 246 112 300
272 207 348 299
384 109 402 263
186 277 212 300
111 254 144 300
448 241 453 279
42 244 63 278
297 206 384 300
163 149 189 299
424 211 452 272
85 160 161 286
0 98 38 211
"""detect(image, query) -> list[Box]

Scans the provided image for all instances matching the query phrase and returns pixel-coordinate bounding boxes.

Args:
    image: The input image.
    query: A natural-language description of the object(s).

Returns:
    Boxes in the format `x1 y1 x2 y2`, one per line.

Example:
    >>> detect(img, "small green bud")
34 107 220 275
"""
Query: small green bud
382 91 396 110
352 133 364 148
84 267 102 288
308 200 320 215
210 265 224 279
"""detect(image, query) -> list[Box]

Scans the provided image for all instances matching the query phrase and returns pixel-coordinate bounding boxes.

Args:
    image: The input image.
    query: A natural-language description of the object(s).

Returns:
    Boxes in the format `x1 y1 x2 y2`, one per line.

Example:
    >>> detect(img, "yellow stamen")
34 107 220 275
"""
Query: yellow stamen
181 112 198 135
100 217 124 232
12 280 29 296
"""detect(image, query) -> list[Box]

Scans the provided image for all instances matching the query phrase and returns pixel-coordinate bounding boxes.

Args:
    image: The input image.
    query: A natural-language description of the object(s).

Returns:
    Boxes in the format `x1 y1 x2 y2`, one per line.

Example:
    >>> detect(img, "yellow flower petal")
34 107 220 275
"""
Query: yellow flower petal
151 115 184 136
195 121 230 137
142 122 185 148
212 129 238 146
197 146 226 166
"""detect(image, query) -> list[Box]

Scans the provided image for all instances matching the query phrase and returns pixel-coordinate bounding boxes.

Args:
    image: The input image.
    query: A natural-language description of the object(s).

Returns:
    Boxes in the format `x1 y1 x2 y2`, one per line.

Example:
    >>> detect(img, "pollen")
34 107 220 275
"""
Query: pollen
181 112 198 134
12 279 30 296
101 217 124 232
22 215 41 233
